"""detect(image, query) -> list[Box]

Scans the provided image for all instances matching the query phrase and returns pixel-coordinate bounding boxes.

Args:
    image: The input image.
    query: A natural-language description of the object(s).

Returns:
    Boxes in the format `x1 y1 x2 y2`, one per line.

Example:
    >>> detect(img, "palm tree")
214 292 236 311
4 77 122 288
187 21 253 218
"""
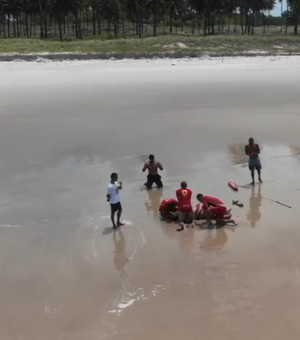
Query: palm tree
100 0 120 36
166 0 184 33
126 0 144 37
288 0 300 34
145 0 164 36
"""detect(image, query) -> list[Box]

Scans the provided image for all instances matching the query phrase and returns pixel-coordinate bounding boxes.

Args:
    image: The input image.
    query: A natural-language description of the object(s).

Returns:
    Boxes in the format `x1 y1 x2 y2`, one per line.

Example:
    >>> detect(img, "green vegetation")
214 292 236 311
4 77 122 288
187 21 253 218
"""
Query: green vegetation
1 34 300 55
1 0 300 55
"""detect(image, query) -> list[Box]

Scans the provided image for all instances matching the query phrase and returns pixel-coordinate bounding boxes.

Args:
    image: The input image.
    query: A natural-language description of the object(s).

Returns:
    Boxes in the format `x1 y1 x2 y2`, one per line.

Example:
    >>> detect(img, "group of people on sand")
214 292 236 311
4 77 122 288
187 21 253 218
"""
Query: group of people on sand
106 138 262 230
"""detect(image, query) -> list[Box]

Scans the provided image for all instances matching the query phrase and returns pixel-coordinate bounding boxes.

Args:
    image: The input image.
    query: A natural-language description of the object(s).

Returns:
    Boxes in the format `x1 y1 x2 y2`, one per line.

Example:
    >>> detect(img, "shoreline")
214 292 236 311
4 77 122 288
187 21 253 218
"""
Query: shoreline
1 50 300 62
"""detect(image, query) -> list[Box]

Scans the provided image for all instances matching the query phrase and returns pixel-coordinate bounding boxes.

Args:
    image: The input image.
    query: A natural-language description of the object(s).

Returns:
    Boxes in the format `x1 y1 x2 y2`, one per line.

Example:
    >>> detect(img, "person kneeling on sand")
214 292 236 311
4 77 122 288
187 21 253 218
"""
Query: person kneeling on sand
159 198 179 221
142 154 163 190
195 194 236 226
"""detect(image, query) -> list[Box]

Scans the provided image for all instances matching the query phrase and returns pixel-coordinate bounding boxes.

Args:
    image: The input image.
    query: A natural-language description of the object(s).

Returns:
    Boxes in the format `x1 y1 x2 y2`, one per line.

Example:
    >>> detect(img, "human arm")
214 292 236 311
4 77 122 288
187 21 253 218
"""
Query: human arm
176 190 180 202
202 197 209 210
106 187 111 202
142 163 148 172
158 162 163 171
245 145 249 156
117 181 122 190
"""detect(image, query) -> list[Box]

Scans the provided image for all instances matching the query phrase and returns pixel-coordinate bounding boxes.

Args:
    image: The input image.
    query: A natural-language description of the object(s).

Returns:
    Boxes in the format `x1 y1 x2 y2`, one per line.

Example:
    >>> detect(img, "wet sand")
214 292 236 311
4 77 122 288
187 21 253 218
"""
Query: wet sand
1 56 300 339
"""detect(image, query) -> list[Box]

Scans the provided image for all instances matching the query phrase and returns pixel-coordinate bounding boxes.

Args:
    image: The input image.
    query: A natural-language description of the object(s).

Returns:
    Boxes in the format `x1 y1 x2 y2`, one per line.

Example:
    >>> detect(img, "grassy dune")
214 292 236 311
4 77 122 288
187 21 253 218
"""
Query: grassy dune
1 34 300 54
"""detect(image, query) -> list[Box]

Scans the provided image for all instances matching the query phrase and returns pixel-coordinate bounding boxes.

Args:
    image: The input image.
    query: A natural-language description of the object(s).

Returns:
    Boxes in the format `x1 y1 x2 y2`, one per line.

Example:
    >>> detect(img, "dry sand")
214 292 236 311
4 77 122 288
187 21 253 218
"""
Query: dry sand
1 56 300 340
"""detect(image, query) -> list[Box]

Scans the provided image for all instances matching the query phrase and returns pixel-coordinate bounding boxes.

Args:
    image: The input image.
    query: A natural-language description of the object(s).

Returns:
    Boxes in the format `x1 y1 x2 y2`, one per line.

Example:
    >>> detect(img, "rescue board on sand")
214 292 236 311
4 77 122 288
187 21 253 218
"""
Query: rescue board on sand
228 181 238 191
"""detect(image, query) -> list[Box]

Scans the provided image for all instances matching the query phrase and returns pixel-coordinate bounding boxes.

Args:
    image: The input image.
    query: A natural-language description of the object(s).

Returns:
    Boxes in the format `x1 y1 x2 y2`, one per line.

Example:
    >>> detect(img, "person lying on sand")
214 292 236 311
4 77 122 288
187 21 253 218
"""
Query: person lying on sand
142 154 163 189
159 198 179 221
195 193 236 226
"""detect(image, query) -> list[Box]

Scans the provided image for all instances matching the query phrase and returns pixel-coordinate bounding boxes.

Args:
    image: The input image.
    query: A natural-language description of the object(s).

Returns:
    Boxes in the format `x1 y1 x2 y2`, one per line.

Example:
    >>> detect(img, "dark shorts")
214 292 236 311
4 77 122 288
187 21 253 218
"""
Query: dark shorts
178 211 194 223
110 202 122 213
248 158 262 171
145 174 163 189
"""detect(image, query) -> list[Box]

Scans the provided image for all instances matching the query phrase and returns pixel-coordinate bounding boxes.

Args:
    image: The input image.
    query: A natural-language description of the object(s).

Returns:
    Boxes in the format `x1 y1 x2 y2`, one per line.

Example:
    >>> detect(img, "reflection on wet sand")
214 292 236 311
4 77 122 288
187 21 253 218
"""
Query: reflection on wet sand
199 226 234 252
144 189 163 218
247 185 262 228
227 144 247 166
113 230 128 278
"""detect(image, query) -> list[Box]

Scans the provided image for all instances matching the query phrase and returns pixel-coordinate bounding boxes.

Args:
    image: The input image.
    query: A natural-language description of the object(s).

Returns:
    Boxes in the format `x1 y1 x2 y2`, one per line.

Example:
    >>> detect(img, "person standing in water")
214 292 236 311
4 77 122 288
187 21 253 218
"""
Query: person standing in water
245 138 262 185
142 154 163 189
106 172 124 229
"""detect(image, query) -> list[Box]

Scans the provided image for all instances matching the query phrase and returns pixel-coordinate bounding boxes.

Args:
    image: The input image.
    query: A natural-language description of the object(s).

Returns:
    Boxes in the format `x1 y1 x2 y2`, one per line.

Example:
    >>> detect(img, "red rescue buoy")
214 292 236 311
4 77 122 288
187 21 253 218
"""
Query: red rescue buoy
228 181 238 191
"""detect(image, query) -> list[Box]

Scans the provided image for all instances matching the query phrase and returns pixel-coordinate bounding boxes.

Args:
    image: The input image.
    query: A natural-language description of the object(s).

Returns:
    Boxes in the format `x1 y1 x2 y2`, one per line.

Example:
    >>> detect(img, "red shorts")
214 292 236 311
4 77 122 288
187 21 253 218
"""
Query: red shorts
209 206 226 218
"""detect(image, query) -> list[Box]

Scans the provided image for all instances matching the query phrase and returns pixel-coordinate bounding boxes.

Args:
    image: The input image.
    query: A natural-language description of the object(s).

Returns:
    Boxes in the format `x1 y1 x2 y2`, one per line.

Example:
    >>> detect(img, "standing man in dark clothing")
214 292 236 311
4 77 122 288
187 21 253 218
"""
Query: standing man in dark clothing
142 154 163 189
245 138 262 185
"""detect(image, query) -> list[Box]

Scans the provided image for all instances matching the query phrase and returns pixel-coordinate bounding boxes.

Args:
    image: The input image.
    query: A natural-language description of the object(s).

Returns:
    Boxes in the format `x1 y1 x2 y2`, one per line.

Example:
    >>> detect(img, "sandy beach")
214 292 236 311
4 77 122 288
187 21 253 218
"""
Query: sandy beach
1 56 300 340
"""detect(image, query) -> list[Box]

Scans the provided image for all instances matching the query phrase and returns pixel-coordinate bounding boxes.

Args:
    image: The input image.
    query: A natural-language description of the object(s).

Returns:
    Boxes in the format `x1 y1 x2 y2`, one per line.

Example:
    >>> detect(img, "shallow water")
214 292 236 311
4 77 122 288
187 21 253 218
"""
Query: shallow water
1 57 300 340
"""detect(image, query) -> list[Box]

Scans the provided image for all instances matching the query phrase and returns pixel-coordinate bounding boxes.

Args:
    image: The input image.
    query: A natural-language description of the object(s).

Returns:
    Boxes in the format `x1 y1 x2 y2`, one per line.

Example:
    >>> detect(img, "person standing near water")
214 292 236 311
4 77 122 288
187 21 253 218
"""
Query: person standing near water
107 172 124 229
142 154 163 189
245 138 262 185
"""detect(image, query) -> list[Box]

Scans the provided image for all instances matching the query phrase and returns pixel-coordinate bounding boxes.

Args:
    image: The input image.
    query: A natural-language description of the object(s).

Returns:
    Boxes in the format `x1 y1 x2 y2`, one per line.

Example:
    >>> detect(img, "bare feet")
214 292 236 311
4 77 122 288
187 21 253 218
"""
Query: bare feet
117 222 125 226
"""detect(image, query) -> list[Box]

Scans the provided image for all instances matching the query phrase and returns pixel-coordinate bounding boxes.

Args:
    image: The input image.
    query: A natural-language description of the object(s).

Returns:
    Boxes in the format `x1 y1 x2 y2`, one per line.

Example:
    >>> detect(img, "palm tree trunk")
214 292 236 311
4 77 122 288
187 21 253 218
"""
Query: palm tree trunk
153 9 157 36
7 17 10 38
16 15 20 37
204 14 208 36
227 13 230 33
59 17 63 40
38 0 44 38
92 8 96 35
280 0 283 32
294 3 300 34
25 13 29 37
97 10 101 35
251 11 254 35
285 2 288 33
191 12 195 34
240 8 244 35
13 17 16 37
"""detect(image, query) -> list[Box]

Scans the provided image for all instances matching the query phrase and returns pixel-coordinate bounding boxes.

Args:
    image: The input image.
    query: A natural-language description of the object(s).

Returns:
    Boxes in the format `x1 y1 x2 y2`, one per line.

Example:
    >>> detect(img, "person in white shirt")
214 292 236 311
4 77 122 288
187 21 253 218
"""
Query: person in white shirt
106 172 124 229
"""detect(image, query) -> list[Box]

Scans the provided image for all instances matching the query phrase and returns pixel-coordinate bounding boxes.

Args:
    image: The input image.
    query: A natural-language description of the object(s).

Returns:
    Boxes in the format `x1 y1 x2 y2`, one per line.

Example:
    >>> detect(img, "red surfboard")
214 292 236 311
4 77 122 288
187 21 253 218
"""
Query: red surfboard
228 181 238 191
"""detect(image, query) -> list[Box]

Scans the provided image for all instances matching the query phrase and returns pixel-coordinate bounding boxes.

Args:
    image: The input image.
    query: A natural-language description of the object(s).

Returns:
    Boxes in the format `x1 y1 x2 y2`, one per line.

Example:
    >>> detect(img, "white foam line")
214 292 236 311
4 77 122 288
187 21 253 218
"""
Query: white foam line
91 225 99 258
0 224 23 228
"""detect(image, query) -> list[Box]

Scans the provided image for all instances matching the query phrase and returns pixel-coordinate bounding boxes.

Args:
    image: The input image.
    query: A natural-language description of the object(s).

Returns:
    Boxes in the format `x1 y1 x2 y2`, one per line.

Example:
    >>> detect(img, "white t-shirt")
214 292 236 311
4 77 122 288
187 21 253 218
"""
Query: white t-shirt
107 182 120 204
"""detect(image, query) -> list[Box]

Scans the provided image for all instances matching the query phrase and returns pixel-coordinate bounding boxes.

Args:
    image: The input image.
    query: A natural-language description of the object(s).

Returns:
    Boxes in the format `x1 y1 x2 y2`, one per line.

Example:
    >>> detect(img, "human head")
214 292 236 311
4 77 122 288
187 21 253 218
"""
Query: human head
149 154 155 163
249 137 254 145
180 181 187 189
196 193 204 202
169 201 178 211
111 172 118 182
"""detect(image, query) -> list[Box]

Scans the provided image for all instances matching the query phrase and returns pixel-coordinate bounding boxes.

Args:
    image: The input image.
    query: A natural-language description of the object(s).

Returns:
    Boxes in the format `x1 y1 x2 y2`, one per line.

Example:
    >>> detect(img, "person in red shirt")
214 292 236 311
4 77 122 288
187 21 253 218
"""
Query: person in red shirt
196 193 236 226
159 198 179 221
176 181 194 230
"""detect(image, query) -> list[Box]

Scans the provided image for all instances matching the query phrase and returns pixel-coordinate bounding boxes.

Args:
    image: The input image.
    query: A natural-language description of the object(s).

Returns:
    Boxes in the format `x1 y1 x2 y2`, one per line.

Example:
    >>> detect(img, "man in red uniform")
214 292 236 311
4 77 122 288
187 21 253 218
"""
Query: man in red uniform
159 198 179 221
176 181 194 230
196 194 236 226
